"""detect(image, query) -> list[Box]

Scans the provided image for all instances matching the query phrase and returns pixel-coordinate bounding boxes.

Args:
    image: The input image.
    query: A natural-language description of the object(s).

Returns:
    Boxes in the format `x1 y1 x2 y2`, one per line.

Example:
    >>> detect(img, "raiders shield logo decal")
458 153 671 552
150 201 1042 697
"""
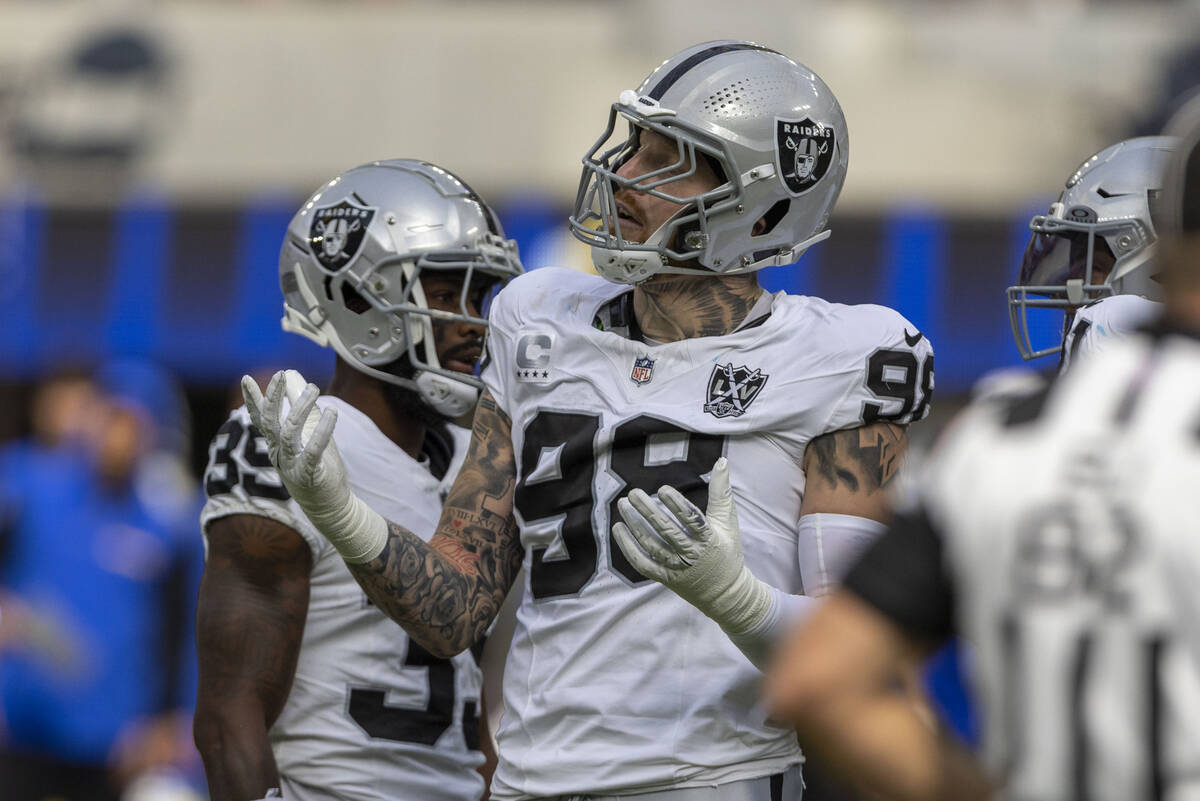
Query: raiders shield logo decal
309 198 377 270
775 117 836 196
703 363 768 418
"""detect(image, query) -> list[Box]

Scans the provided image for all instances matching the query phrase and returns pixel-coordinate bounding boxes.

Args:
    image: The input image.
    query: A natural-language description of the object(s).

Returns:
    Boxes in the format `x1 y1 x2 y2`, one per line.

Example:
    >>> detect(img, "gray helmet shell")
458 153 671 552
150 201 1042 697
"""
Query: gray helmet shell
279 159 523 416
570 41 848 284
1008 137 1175 360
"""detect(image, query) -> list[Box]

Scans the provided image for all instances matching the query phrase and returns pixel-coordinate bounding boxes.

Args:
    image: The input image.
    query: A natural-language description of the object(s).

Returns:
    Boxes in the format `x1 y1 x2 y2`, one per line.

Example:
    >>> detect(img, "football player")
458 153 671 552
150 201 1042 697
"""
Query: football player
192 160 523 801
243 42 932 800
760 113 1200 801
1008 136 1176 370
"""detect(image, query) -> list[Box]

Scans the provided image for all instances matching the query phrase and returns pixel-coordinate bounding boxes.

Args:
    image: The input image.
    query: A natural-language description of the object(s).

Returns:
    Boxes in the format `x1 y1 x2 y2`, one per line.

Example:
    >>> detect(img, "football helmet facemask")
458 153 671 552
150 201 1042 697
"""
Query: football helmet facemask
1008 136 1175 360
569 40 849 284
279 159 523 417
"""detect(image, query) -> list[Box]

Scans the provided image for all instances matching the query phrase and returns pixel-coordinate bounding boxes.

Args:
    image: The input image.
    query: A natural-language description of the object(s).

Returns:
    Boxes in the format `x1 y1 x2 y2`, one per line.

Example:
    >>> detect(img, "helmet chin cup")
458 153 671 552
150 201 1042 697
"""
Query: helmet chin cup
416 370 479 418
591 220 670 284
590 244 668 284
591 227 831 285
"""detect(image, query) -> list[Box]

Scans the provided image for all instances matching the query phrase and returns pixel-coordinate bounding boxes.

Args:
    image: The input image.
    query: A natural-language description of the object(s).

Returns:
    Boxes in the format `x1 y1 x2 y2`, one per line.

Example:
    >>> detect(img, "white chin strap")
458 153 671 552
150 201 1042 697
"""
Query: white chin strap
415 370 479 418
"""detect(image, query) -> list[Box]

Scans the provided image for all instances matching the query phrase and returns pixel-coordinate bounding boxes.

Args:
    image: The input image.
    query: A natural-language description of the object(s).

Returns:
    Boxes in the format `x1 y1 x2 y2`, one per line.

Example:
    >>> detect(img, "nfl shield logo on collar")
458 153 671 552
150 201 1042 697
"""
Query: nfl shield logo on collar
630 355 655 386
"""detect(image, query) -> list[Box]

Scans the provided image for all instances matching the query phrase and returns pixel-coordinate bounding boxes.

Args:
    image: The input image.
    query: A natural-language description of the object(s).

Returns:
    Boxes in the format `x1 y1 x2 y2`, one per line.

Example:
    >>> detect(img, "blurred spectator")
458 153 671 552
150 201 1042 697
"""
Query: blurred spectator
28 369 100 449
0 360 204 801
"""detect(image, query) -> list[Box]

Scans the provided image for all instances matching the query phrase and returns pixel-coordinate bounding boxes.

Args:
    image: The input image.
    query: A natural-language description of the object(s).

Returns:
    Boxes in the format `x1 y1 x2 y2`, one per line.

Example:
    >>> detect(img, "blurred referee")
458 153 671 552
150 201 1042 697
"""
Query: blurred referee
762 103 1200 801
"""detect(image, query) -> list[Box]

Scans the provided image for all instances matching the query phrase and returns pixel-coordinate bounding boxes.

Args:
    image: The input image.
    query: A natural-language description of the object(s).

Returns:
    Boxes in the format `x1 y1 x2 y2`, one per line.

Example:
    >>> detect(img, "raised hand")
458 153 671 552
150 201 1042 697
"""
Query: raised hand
241 370 386 564
613 457 743 595
612 458 767 633
243 370 338 496
613 457 812 669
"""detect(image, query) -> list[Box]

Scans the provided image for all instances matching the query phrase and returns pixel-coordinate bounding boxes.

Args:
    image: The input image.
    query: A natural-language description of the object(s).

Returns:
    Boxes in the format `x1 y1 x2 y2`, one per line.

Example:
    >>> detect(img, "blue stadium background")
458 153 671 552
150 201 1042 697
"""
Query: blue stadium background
0 193 1056 392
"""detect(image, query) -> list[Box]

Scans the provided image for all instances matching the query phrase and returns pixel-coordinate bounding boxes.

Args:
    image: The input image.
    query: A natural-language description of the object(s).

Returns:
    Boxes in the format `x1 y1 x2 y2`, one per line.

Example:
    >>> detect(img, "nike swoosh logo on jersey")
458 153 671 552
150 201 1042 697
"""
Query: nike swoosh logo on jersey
904 329 924 347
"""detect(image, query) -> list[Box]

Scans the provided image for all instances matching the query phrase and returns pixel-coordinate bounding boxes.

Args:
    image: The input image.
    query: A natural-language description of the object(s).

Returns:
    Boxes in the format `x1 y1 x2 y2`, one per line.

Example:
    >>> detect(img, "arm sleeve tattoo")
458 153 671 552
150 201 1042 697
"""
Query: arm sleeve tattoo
801 422 908 519
806 422 907 494
348 389 524 658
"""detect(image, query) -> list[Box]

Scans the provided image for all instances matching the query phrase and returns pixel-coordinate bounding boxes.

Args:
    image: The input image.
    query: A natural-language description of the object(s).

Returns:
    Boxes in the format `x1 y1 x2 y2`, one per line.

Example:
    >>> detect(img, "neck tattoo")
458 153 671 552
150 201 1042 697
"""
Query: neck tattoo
633 274 763 342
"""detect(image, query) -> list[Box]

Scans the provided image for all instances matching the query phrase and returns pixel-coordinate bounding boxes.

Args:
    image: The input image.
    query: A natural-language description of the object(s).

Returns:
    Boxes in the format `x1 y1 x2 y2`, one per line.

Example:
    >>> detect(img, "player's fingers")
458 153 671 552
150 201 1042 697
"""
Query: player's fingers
627 489 701 562
301 406 339 477
278 382 312 461
611 523 661 581
282 369 308 405
705 457 735 520
282 371 323 440
611 514 680 580
657 486 710 543
263 372 289 448
283 383 320 450
241 375 266 431
617 497 685 567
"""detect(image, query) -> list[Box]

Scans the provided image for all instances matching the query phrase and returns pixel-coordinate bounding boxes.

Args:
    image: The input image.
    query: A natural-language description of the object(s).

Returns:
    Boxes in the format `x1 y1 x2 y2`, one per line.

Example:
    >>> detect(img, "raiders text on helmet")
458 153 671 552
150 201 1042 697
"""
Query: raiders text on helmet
569 40 849 284
1008 137 1176 360
279 159 523 416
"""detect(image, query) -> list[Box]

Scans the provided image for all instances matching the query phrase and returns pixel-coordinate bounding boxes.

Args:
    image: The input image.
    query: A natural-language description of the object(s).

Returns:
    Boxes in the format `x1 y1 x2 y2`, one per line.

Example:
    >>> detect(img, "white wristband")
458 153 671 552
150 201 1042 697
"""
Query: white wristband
724 583 816 670
306 491 389 564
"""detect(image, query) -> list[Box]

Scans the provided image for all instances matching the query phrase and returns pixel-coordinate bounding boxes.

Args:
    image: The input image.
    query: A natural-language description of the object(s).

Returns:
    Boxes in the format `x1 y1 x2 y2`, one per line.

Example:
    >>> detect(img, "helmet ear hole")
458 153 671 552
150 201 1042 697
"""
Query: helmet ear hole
340 283 371 315
754 199 790 237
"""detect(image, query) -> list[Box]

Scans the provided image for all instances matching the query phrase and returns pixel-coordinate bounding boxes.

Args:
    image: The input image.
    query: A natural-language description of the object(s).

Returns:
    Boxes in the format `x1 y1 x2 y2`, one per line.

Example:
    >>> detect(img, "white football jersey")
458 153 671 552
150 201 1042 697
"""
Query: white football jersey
849 328 1200 801
480 267 933 799
1060 294 1161 371
200 398 482 801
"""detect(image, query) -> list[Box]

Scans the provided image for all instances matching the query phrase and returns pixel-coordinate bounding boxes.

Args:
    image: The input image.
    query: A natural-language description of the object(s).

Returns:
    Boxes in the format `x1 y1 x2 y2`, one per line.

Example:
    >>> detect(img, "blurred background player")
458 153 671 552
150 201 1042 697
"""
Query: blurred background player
1008 136 1176 370
0 360 204 801
243 41 931 801
192 160 522 801
762 105 1200 801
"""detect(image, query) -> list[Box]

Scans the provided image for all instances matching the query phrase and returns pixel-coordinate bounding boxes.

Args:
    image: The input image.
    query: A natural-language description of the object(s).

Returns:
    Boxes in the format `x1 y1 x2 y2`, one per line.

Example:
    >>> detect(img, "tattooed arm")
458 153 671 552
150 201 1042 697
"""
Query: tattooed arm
193 514 312 801
801 421 908 522
346 388 524 659
793 422 909 599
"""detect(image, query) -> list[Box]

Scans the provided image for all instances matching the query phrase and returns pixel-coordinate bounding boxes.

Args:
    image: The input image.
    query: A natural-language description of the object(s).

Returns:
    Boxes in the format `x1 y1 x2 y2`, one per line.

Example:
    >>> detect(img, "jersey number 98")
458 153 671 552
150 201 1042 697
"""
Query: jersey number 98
515 412 725 600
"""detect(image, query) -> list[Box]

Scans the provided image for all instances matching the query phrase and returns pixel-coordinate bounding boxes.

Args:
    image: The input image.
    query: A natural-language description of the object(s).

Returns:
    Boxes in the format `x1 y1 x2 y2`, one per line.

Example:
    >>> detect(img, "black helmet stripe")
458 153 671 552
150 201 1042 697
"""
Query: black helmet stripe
646 43 779 102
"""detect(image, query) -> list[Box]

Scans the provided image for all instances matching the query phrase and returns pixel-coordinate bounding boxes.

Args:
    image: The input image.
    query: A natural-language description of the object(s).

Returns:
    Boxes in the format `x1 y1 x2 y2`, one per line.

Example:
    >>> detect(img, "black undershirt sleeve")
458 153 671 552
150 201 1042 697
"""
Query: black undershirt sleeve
840 504 957 643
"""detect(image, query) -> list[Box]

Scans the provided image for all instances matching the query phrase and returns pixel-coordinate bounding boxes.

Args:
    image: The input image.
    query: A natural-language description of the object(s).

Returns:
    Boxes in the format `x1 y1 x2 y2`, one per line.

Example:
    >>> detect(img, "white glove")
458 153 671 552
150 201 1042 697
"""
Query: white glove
241 370 388 564
612 457 774 636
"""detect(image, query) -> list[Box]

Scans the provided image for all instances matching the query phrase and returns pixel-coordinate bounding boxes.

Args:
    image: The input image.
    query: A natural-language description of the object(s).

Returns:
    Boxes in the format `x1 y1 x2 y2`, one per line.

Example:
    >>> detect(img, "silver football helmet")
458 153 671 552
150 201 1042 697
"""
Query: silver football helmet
279 160 523 417
569 40 848 284
1008 136 1175 360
